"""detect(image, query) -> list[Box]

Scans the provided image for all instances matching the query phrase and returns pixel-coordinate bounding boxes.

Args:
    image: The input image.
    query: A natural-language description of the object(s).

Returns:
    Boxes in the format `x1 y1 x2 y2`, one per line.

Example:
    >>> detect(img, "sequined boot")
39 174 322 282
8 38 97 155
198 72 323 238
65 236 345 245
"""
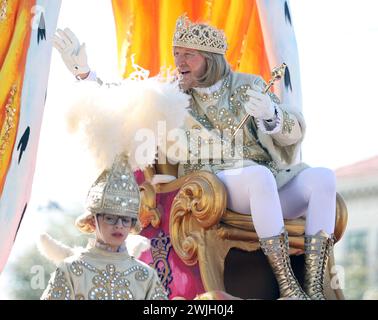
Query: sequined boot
304 230 335 300
259 229 310 300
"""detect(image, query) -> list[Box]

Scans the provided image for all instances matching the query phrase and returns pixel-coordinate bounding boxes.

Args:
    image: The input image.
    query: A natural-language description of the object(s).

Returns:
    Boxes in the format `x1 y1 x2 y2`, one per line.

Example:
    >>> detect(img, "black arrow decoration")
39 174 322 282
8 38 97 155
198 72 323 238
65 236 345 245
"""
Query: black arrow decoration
37 12 46 44
284 1 292 26
284 66 293 92
14 203 27 242
17 126 30 164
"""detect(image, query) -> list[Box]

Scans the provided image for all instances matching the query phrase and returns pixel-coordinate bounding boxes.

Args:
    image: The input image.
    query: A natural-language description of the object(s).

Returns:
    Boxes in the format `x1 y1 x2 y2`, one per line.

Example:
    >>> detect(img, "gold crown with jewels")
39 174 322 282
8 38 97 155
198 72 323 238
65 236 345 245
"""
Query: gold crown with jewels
172 14 227 55
75 153 141 233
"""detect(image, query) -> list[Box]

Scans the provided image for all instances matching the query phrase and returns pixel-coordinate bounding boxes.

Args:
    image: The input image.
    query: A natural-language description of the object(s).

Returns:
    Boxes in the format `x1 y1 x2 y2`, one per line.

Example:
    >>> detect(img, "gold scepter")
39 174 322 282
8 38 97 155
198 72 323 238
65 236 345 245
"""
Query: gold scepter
231 63 287 139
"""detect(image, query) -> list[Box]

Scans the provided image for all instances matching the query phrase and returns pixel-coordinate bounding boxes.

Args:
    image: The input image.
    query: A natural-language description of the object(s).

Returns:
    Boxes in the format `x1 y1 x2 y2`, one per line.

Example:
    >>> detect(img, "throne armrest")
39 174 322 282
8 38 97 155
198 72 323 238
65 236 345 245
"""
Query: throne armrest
140 166 227 233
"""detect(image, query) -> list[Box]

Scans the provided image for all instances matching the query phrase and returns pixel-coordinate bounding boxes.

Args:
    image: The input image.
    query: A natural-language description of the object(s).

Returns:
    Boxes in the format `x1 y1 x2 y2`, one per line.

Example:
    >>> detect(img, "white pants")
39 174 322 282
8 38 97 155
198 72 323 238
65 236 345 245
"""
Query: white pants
216 165 336 238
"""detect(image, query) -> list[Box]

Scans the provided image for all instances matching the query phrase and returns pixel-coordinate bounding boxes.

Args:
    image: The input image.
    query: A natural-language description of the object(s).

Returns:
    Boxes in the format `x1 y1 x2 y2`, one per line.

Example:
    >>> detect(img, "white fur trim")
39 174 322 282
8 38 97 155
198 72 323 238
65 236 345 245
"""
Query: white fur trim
37 233 75 266
126 234 151 259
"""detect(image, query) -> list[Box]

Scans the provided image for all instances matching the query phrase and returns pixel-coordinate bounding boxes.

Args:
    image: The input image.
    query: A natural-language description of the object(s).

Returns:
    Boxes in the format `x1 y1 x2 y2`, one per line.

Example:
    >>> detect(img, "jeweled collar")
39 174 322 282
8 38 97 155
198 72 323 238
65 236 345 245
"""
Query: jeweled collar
87 238 127 253
193 78 223 95
191 75 230 103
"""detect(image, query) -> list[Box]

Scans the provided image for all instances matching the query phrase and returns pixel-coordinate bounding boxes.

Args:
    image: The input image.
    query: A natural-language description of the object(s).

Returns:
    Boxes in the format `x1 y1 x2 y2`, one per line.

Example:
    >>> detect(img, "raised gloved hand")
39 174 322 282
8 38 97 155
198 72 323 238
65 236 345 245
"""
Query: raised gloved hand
151 174 177 185
244 88 275 120
53 28 90 78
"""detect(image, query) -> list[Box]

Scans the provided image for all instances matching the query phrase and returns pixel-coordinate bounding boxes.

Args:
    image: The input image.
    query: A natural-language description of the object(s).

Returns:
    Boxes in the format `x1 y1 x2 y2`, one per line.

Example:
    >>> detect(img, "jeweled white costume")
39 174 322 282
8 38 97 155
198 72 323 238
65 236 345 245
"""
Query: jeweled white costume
41 238 166 300
181 71 336 239
41 154 168 300
170 15 337 300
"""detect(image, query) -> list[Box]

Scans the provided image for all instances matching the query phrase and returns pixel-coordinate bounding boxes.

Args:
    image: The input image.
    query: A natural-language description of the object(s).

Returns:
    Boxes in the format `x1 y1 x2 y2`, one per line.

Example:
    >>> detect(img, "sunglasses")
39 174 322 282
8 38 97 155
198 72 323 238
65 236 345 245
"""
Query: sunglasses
98 214 132 227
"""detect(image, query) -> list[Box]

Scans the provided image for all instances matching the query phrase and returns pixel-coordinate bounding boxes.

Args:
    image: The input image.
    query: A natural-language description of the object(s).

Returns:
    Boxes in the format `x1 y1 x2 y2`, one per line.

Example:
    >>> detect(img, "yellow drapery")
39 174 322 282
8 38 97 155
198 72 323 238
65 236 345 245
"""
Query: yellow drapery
111 0 270 81
0 0 36 195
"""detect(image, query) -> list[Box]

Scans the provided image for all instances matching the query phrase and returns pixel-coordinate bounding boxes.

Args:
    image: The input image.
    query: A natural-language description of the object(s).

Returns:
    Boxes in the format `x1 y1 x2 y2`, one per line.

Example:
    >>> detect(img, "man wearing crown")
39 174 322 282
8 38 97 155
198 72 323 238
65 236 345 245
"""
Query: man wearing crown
53 15 337 300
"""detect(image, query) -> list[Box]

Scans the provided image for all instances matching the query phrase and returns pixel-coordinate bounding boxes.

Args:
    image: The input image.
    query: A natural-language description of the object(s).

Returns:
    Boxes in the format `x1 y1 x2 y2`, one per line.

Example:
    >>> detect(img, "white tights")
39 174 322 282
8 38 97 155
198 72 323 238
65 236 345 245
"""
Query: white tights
216 165 336 238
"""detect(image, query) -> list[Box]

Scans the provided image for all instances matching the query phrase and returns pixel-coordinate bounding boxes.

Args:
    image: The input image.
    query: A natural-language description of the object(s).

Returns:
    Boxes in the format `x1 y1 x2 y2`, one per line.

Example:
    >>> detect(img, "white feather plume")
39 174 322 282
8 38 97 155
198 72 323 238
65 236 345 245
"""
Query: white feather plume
66 76 190 171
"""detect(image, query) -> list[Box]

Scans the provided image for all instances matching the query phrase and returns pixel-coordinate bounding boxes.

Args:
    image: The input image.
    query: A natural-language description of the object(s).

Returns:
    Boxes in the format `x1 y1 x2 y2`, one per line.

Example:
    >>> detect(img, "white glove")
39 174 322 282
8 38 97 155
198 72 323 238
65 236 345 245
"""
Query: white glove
53 28 90 78
244 88 275 120
151 174 177 185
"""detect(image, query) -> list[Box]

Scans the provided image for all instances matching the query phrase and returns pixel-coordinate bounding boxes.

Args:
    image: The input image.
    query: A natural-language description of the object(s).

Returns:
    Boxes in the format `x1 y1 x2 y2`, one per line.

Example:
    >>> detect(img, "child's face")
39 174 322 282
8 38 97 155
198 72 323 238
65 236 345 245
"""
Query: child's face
95 214 132 249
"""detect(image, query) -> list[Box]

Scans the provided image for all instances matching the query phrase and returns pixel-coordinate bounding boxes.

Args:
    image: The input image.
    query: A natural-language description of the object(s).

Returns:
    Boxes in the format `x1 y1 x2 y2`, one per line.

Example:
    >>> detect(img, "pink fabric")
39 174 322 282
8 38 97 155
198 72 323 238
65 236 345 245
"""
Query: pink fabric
134 170 205 299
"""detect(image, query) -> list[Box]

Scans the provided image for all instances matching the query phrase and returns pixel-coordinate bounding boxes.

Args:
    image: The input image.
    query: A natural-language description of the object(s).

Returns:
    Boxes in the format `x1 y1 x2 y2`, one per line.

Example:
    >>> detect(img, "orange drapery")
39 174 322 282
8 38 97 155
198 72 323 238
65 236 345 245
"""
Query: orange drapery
0 0 35 195
111 0 271 81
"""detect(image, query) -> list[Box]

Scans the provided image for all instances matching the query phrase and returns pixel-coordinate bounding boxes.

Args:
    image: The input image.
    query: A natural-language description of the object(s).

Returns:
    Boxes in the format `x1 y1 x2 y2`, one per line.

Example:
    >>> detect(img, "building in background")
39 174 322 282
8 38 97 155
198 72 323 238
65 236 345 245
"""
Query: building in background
335 156 378 299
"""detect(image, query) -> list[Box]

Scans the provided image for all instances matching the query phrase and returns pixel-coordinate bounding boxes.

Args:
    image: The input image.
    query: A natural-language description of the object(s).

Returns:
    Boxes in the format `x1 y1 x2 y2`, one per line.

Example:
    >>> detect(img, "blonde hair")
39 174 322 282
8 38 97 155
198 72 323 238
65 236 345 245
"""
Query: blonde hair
196 51 230 87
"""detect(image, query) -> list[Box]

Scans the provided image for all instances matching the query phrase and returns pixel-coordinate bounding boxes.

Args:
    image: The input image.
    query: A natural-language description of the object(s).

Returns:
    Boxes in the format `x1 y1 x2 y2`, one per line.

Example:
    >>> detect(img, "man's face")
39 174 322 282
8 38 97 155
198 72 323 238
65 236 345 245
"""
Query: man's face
173 47 207 90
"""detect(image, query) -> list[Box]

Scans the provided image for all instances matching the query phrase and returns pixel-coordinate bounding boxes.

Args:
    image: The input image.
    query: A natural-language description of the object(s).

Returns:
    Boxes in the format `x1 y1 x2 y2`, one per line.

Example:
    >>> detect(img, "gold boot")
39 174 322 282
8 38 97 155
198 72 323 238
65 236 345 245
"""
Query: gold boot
304 231 335 300
259 229 310 300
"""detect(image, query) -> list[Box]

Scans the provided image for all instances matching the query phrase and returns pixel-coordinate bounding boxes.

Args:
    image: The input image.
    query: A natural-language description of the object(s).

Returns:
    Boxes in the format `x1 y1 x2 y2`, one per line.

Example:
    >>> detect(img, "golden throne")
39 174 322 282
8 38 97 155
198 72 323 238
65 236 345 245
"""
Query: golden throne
138 163 348 300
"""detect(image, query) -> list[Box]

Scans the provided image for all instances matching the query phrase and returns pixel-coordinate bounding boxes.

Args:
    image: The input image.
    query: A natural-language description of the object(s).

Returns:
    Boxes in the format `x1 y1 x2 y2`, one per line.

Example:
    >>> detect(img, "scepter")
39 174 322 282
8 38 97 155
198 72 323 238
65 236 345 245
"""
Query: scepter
231 63 287 139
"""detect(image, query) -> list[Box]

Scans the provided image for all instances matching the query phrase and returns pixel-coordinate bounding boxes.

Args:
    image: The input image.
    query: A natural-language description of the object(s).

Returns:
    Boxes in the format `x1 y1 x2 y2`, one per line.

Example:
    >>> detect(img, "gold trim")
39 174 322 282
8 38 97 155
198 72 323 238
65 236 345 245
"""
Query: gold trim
282 110 295 134
155 162 178 177
163 169 348 298
0 84 17 156
142 165 155 183
169 171 226 266
334 193 348 242
0 0 7 22
173 15 227 55
139 181 161 228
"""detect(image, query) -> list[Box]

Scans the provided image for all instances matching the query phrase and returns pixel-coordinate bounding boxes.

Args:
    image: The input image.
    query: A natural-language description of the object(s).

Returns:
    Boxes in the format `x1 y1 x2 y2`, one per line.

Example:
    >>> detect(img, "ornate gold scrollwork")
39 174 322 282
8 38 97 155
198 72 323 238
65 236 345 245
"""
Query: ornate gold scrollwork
147 164 347 297
169 171 227 266
139 181 161 229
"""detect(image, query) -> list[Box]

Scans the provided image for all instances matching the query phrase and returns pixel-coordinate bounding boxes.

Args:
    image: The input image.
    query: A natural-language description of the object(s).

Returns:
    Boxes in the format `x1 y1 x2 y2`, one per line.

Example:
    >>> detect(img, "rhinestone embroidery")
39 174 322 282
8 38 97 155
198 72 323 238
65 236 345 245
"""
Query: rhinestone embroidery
173 14 227 55
43 268 72 300
229 84 251 115
0 84 17 156
191 76 230 103
184 74 282 176
151 282 169 300
69 260 150 300
86 154 140 218
282 110 295 134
